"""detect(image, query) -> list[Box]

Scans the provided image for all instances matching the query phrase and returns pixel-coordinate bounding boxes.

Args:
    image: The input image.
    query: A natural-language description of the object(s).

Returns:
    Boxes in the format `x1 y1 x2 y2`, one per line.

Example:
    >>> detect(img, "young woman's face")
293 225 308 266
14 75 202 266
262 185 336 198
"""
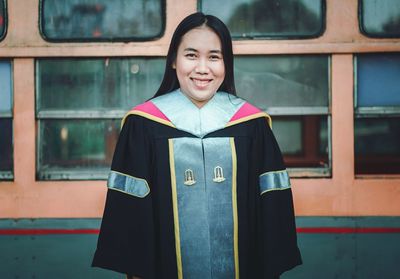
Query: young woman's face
173 26 225 108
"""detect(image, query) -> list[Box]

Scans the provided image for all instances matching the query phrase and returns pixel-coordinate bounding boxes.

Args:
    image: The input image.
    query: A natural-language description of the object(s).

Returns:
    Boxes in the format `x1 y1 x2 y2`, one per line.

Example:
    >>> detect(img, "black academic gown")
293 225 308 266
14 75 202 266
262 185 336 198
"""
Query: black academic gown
92 90 302 278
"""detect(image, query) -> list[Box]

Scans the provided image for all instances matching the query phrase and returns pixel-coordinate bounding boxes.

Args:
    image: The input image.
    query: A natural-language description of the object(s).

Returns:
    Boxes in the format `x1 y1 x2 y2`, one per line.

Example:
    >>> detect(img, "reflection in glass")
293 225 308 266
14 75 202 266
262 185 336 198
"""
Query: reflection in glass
0 118 13 172
39 119 119 171
319 117 328 155
0 60 12 114
273 116 329 168
360 0 400 37
0 59 12 178
201 0 324 38
273 118 302 155
41 0 164 40
37 58 165 111
355 117 400 174
0 0 4 39
357 53 400 107
235 55 329 109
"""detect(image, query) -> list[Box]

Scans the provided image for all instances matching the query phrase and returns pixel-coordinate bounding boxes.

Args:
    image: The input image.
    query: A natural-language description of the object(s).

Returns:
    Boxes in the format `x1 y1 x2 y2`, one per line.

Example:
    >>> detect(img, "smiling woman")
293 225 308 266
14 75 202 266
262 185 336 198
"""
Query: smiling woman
172 26 225 108
92 12 302 279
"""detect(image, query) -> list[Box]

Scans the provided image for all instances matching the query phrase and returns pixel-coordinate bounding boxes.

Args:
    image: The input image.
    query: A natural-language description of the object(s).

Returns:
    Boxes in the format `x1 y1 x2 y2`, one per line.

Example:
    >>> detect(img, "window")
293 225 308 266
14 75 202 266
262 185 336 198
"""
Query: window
0 0 6 40
0 60 13 180
200 0 325 39
355 53 400 175
359 0 400 38
40 0 165 42
36 58 165 180
235 55 330 176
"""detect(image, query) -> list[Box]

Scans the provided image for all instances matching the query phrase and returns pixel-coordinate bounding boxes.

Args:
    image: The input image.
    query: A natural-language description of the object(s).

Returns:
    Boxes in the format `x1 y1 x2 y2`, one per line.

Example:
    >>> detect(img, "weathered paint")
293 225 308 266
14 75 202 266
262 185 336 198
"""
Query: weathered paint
0 219 121 279
0 1 399 219
0 2 399 278
1 218 400 278
0 0 399 57
282 217 400 279
1 57 399 217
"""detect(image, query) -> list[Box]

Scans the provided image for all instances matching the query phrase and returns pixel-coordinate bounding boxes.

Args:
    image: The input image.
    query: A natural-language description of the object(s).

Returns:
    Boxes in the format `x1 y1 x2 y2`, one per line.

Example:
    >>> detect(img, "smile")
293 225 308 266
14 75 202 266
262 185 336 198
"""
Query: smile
191 78 213 87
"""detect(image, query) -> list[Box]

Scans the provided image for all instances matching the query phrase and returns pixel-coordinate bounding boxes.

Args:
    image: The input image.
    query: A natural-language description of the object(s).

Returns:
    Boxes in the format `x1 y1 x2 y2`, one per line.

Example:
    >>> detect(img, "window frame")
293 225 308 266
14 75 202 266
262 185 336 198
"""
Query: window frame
35 117 121 181
273 115 332 178
38 0 167 43
0 117 13 181
0 0 8 41
354 54 400 116
358 0 400 39
35 57 167 180
35 58 127 180
236 55 332 177
0 59 13 181
270 115 332 178
354 54 400 176
198 0 326 40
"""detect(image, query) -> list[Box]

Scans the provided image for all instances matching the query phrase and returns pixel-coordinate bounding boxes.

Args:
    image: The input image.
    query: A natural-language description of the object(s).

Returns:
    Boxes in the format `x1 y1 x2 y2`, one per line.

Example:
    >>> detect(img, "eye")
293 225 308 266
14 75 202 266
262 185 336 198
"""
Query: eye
185 53 197 59
210 55 222 61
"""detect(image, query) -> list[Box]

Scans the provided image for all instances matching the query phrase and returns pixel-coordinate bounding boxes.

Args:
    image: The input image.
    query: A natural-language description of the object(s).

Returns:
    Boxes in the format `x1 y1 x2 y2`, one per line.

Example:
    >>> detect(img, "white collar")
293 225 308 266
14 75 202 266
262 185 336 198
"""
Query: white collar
151 89 245 138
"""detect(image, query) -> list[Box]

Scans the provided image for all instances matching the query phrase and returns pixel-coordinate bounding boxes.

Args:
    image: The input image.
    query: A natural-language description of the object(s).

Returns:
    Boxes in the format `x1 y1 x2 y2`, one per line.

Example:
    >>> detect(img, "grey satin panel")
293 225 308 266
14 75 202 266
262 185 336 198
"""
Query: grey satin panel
259 170 291 194
172 137 235 278
172 138 211 278
152 89 245 138
203 137 235 278
107 171 150 197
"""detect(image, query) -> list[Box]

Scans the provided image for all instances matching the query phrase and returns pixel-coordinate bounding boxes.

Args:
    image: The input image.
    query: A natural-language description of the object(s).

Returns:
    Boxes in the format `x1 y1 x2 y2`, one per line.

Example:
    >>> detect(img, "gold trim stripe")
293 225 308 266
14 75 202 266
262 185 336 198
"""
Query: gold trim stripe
121 111 176 129
226 112 272 128
260 186 291 196
168 139 183 279
230 138 240 279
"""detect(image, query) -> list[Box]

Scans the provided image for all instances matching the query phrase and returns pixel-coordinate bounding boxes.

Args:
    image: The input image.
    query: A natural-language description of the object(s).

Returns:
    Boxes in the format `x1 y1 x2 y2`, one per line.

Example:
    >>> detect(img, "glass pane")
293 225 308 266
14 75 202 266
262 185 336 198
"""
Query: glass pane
319 117 328 155
0 118 13 172
273 115 329 168
0 0 5 40
355 117 400 174
360 0 400 37
37 58 164 111
200 0 324 38
356 53 400 107
41 0 164 41
38 119 119 175
0 60 12 114
235 55 329 109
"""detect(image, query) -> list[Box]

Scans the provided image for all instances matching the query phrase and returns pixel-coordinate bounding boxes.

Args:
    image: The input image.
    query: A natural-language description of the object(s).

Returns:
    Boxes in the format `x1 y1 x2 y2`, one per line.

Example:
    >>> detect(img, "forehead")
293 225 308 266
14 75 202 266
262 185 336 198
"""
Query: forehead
179 26 222 51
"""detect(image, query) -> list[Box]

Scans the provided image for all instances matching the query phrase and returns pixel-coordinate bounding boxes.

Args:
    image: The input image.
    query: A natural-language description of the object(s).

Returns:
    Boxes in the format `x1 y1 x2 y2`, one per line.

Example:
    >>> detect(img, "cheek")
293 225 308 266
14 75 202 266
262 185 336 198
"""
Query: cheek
215 65 226 82
214 62 225 78
175 59 194 76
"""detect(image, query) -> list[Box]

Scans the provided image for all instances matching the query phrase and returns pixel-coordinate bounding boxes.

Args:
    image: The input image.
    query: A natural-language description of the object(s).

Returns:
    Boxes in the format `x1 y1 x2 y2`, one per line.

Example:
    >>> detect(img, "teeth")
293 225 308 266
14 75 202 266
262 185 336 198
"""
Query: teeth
192 79 210 86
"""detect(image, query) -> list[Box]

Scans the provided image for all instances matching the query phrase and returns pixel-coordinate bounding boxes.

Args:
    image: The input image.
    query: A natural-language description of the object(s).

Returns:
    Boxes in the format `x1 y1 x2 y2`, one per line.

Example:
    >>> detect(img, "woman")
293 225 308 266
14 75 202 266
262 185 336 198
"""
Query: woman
92 12 302 279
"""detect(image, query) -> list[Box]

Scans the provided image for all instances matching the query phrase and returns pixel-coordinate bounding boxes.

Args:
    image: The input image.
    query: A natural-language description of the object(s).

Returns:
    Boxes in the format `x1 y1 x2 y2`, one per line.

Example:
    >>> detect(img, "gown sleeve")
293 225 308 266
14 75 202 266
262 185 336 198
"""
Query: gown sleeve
92 115 156 278
256 118 302 278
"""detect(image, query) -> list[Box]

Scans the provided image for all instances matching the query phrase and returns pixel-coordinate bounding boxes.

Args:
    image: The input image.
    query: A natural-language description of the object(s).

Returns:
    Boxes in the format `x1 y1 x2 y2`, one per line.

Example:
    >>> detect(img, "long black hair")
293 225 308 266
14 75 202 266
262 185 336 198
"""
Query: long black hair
153 12 236 98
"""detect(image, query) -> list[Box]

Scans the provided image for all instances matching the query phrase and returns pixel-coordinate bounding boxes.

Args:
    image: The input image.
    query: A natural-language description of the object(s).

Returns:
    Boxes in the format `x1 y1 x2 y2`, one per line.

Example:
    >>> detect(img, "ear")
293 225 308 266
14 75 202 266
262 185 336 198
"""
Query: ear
172 61 176 69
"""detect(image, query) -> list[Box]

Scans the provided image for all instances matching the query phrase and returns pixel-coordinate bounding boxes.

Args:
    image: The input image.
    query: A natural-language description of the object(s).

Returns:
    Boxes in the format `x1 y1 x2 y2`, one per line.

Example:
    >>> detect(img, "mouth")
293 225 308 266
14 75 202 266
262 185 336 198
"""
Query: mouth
191 78 213 88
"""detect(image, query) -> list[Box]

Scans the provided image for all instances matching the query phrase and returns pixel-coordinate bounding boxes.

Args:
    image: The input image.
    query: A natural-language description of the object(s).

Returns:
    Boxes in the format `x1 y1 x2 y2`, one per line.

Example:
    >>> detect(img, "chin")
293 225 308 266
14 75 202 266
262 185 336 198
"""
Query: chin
193 93 215 101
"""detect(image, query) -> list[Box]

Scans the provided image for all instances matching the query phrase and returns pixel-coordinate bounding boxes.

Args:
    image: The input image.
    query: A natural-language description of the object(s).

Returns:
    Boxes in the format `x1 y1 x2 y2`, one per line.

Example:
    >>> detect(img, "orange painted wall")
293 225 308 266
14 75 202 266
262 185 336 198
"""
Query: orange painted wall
1 0 400 218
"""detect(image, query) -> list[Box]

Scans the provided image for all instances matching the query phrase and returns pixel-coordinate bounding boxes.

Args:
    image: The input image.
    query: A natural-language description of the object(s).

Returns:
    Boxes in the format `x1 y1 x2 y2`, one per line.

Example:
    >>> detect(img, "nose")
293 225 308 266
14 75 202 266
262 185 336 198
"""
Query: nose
195 58 210 74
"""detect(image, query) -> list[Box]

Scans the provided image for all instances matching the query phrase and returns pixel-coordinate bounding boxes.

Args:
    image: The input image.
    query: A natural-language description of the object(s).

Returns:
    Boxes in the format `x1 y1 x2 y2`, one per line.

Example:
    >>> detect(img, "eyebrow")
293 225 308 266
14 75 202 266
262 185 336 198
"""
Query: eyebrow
183 48 222 53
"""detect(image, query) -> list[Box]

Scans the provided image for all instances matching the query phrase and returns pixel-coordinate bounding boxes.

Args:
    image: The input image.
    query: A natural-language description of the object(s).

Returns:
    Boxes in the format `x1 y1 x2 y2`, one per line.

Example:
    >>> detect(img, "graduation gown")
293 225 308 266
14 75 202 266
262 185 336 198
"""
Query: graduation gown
92 89 302 278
